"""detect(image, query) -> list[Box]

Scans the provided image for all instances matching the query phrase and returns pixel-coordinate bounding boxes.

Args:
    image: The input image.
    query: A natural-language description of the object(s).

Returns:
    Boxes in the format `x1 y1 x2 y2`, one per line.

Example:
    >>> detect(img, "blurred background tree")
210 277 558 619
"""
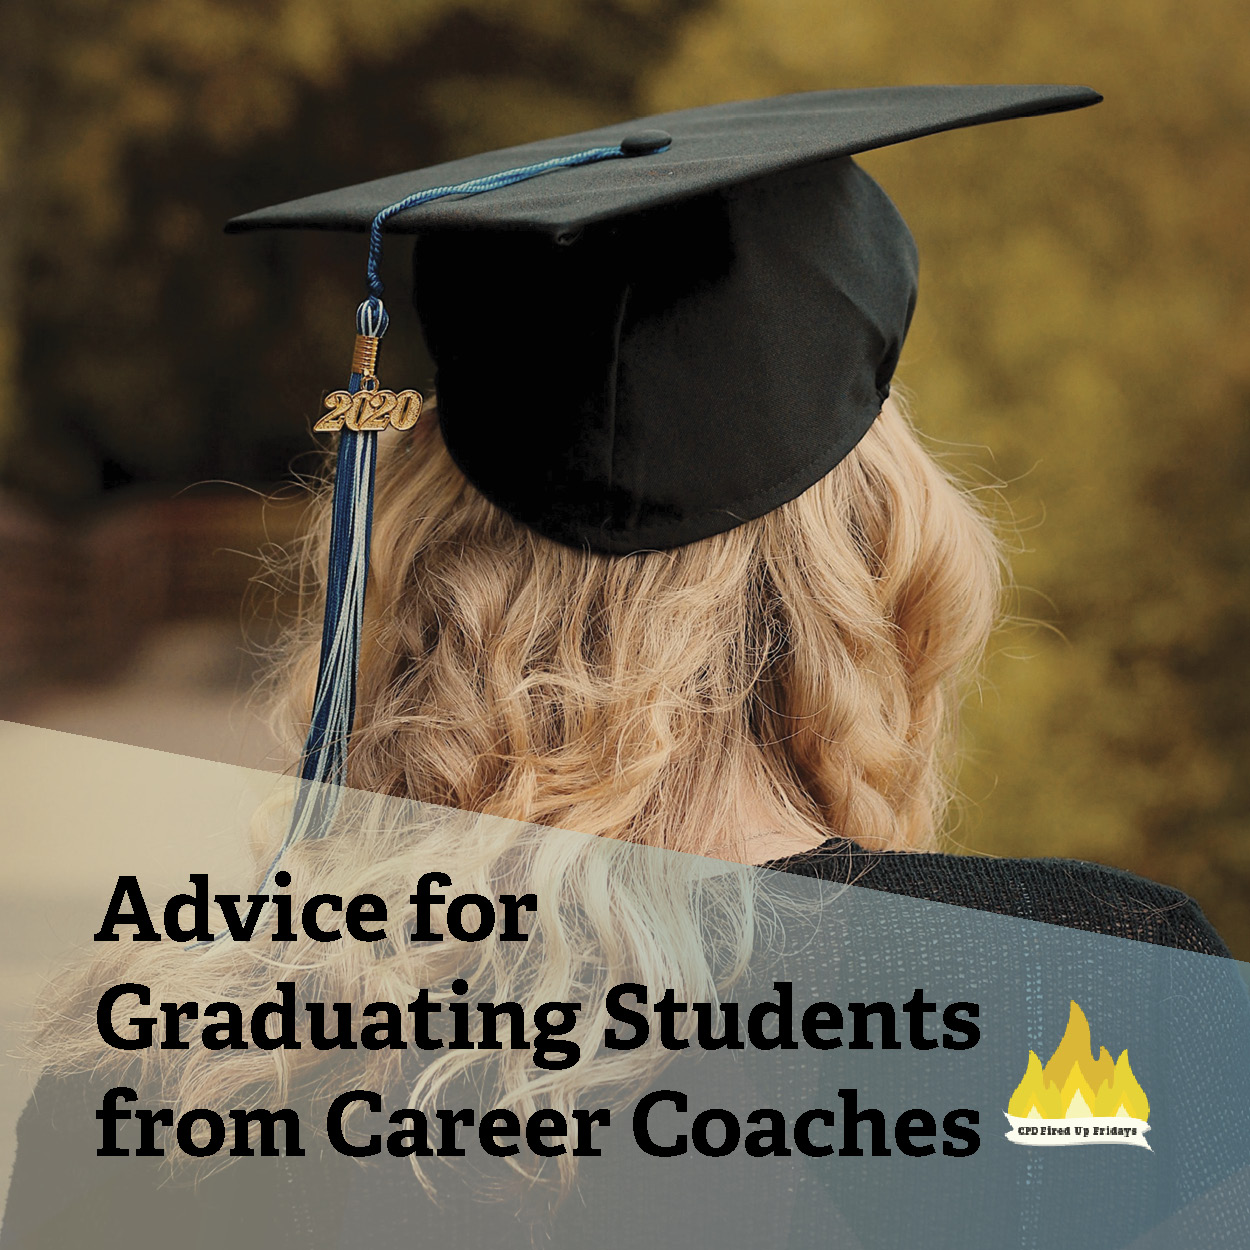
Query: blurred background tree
0 0 702 498
0 0 1246 954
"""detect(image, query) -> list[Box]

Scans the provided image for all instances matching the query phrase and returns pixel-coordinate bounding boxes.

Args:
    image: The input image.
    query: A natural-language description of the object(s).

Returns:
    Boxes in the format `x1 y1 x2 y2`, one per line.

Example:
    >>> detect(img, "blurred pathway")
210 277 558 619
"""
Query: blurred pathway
1 621 284 1196
8 620 285 772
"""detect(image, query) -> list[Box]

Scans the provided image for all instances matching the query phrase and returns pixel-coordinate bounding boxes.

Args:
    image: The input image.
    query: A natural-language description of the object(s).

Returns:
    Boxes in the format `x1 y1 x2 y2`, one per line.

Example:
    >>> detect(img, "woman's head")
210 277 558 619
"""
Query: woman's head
275 392 1004 858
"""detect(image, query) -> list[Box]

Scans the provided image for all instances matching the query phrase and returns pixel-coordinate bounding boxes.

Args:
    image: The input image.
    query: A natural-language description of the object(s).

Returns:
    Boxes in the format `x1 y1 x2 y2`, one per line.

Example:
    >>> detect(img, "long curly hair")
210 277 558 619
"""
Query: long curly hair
278 390 1003 856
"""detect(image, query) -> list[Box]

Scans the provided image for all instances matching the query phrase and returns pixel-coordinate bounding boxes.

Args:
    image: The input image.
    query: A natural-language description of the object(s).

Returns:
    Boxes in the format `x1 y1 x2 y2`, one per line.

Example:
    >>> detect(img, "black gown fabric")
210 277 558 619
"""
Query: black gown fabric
769 840 1234 956
3 843 1246 1250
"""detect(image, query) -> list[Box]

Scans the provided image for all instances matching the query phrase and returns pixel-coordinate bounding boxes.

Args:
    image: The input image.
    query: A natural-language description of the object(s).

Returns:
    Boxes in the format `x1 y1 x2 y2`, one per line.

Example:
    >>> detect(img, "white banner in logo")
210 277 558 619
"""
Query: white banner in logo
1004 1115 1152 1149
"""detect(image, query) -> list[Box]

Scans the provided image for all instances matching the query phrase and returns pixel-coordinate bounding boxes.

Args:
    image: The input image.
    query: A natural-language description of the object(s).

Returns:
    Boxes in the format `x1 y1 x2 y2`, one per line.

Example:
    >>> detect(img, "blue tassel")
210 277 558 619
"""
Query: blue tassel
275 300 387 863
301 297 388 788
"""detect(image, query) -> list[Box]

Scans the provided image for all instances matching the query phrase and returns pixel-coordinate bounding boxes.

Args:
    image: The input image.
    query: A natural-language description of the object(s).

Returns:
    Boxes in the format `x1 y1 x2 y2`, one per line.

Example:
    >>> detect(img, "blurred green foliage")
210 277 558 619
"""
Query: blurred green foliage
0 0 1246 954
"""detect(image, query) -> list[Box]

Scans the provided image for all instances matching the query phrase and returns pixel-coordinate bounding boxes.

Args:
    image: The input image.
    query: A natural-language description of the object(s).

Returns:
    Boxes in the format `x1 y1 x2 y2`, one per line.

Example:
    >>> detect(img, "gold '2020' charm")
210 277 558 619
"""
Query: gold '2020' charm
315 387 423 432
315 329 423 432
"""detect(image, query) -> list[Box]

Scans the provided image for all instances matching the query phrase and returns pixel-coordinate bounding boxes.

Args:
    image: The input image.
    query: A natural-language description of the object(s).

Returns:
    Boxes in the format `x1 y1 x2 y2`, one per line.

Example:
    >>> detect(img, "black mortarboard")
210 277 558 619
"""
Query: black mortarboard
230 84 1099 554
224 83 1099 820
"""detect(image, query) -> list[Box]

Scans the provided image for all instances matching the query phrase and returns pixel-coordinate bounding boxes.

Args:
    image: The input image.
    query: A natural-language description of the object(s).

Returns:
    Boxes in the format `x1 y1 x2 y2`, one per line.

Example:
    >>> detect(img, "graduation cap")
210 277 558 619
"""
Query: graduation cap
225 83 1100 827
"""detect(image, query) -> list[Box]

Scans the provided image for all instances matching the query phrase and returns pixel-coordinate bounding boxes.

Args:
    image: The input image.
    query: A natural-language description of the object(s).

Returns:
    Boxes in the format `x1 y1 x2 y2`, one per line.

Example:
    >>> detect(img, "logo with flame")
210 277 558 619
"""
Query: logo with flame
1005 1000 1152 1150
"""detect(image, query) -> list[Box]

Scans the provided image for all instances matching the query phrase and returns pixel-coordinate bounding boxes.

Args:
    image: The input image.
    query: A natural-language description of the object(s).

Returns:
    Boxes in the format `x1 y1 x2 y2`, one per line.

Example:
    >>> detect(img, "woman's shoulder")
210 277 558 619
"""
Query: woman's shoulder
765 838 1232 958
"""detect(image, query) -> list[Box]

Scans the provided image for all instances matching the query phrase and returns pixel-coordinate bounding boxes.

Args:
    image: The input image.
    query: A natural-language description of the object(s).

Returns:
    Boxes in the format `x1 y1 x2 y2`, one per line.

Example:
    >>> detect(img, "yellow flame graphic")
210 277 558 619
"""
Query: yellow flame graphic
1007 1001 1149 1120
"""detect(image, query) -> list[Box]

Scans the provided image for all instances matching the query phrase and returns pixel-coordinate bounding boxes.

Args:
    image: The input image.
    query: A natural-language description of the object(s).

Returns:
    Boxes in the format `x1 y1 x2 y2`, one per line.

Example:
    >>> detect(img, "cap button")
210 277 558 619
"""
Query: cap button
620 130 672 157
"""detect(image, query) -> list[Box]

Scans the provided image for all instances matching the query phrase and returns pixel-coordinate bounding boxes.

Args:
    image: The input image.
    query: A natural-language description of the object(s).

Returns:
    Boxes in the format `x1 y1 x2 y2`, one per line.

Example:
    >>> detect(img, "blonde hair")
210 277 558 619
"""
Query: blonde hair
36 391 1004 1190
282 391 1002 855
